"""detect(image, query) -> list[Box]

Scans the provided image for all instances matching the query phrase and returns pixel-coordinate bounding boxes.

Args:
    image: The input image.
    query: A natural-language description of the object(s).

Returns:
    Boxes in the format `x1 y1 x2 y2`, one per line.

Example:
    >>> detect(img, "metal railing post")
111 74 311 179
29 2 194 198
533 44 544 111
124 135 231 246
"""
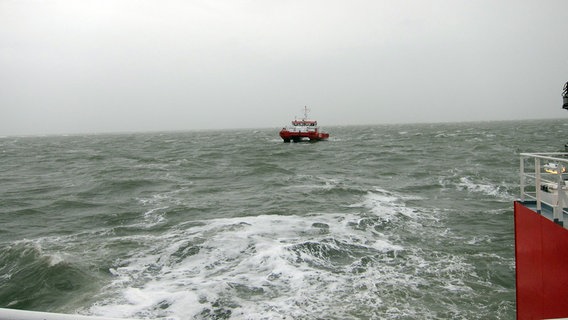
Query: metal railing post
520 156 525 201
554 163 565 226
535 157 542 213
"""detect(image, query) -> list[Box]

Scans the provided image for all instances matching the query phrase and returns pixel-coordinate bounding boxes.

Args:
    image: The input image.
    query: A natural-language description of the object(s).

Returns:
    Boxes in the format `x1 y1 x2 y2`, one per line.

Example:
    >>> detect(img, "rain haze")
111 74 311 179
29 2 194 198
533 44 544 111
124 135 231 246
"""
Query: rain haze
1 0 568 136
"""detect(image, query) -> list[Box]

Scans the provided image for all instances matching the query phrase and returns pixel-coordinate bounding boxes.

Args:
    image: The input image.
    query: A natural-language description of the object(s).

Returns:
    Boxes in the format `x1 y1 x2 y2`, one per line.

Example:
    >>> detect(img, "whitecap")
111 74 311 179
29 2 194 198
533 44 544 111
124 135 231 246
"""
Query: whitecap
87 212 407 319
457 176 513 200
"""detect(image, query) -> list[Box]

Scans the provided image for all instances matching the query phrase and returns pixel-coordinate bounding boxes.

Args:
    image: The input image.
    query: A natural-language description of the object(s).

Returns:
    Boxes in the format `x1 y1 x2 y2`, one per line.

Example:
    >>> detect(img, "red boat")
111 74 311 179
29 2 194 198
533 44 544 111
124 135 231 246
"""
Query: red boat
514 81 568 320
279 106 329 142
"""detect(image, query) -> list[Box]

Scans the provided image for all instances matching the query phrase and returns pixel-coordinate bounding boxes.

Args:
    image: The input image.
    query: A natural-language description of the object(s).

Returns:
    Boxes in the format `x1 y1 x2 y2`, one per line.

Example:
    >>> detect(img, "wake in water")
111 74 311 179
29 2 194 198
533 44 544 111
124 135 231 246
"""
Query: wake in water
75 188 505 319
88 196 405 319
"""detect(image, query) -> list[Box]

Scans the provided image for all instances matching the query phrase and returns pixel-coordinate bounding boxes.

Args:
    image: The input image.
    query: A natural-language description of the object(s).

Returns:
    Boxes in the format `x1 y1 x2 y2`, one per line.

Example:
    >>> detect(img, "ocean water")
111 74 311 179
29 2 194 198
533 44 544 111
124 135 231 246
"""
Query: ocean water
1 119 567 319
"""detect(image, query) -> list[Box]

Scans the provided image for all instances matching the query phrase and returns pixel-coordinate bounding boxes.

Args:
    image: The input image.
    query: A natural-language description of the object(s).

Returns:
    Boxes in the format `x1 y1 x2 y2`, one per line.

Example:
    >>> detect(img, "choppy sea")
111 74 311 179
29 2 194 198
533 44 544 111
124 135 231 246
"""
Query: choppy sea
1 119 567 319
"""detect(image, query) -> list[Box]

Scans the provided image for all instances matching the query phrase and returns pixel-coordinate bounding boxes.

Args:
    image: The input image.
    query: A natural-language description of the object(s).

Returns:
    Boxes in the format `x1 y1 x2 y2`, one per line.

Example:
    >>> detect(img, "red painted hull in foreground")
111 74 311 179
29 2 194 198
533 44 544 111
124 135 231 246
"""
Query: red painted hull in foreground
516 151 568 319
514 201 568 320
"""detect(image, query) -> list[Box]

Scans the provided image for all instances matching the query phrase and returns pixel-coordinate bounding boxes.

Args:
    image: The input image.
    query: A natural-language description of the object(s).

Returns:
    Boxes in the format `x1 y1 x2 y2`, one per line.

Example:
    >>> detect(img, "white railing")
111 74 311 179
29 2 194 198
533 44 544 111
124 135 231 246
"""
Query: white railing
285 126 318 133
0 308 134 320
520 152 568 227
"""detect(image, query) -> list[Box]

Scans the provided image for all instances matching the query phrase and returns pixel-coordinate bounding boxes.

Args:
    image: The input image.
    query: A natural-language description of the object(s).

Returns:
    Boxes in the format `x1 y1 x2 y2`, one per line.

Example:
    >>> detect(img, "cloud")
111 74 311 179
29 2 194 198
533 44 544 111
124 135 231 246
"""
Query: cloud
1 0 568 135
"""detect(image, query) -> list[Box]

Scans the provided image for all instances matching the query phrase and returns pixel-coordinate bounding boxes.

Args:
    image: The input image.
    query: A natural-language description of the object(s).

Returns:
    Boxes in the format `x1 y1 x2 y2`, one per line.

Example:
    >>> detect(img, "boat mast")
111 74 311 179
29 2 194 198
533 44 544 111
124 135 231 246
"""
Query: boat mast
562 81 568 151
303 106 311 120
563 81 568 110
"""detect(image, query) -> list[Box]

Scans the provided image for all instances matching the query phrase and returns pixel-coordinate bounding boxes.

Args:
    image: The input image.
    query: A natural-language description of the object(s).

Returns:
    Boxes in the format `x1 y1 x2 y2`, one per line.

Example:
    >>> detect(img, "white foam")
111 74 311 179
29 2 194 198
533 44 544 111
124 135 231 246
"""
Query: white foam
45 253 65 266
87 211 408 318
11 239 66 267
281 174 343 192
457 176 513 200
83 186 485 319
135 190 191 228
350 188 427 224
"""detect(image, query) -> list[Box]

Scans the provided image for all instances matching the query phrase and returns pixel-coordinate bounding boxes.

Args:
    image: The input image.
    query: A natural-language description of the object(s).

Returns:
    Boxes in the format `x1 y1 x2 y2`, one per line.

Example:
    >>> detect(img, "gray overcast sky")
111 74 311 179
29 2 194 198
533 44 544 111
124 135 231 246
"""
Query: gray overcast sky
1 0 568 135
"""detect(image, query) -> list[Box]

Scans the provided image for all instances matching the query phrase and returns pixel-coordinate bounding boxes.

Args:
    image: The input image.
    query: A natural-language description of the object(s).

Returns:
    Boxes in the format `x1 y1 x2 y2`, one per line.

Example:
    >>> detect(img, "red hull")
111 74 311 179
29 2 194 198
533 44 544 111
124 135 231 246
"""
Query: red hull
514 201 568 320
279 129 329 142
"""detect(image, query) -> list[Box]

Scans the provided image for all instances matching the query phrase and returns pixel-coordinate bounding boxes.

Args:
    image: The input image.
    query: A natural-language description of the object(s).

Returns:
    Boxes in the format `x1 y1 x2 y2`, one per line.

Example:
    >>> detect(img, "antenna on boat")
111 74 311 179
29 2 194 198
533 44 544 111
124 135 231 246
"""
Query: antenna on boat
303 106 311 120
563 81 568 110
562 81 568 151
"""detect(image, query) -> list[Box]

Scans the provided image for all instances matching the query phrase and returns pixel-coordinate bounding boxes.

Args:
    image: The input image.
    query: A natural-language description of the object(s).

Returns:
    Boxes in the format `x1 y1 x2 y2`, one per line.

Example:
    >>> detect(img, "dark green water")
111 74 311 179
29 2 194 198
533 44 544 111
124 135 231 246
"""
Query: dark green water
1 119 566 319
